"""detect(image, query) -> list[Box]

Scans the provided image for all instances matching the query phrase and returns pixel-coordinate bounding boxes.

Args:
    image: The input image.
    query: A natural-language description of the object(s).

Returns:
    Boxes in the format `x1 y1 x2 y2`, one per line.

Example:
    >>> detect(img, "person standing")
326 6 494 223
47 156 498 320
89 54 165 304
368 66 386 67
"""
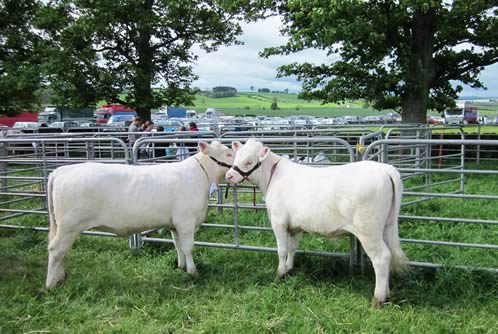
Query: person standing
128 116 142 145
142 120 154 132
188 121 199 131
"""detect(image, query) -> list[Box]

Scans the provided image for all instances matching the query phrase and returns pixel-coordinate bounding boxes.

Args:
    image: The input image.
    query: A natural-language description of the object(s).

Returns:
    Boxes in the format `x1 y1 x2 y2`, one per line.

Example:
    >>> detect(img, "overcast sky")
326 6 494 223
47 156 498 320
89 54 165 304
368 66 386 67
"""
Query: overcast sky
193 16 498 98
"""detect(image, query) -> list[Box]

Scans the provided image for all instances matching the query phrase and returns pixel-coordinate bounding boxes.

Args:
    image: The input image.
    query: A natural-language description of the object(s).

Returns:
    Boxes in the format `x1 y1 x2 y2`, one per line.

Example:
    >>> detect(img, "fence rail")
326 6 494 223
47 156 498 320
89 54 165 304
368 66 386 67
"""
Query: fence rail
0 128 496 273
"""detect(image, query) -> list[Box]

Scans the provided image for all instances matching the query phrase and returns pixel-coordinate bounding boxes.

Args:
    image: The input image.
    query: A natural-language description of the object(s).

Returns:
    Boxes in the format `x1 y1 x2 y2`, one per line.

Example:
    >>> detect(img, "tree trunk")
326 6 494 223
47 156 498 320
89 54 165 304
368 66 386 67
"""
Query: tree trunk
134 0 154 121
401 10 436 124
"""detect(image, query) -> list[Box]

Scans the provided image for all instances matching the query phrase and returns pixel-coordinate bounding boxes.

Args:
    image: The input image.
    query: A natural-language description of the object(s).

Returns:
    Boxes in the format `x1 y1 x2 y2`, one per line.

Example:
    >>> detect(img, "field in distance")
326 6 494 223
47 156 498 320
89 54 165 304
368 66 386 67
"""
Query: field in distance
189 92 498 118
191 92 380 117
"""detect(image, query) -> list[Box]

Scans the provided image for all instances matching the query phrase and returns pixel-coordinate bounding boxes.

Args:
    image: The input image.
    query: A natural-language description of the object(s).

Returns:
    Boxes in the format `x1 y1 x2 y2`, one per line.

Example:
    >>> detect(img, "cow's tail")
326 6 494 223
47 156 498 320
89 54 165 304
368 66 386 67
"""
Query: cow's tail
47 172 57 244
384 165 409 273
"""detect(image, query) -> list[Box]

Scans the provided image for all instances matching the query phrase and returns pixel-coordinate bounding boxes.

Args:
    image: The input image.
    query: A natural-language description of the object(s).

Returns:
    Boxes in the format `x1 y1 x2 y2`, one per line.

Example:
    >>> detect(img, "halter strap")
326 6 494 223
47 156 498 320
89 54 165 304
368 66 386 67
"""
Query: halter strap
231 161 262 181
210 156 232 169
195 155 232 184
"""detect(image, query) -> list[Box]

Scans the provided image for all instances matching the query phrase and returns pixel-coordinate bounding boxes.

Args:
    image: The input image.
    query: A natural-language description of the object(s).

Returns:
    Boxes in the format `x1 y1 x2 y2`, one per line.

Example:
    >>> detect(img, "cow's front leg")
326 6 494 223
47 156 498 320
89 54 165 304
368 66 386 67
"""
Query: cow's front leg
171 230 186 270
271 220 289 278
286 231 303 272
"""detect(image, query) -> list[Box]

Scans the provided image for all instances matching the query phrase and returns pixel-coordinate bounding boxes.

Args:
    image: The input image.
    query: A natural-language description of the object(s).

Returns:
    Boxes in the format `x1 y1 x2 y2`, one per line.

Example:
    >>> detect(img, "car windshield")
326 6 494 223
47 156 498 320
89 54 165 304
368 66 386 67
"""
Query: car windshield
446 109 463 116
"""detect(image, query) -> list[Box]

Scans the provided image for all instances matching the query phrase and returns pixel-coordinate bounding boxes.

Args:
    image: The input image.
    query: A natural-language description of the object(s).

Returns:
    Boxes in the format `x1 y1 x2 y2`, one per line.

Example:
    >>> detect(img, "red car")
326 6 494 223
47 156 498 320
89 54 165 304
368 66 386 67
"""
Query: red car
427 115 445 124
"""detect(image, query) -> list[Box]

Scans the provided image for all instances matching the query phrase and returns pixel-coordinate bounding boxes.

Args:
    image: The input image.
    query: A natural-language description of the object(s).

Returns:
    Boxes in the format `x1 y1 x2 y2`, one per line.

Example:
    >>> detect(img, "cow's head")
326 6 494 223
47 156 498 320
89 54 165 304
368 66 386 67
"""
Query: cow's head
225 138 270 184
198 141 235 183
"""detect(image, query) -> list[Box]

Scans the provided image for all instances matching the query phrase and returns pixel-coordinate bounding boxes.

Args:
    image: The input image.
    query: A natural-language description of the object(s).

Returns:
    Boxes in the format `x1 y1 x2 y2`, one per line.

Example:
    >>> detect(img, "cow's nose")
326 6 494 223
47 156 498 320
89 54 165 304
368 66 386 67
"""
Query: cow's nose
225 170 234 181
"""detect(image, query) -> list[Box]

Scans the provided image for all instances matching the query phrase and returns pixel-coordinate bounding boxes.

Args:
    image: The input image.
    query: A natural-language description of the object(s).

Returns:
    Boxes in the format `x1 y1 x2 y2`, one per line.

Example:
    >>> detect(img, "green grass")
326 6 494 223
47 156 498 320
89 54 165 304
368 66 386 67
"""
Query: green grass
102 92 498 120
1 230 497 334
190 92 378 117
189 93 498 119
1 163 497 333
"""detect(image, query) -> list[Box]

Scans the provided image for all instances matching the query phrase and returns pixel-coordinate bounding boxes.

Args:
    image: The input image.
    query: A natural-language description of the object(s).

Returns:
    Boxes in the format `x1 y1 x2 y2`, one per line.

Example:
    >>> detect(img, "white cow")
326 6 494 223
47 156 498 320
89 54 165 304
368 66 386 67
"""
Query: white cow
225 138 407 306
46 141 234 288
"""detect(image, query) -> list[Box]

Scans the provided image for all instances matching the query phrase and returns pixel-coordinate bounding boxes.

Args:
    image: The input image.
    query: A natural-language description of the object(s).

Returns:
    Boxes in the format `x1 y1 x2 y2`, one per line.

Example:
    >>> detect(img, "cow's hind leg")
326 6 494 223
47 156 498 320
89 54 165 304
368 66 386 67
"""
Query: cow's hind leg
356 234 391 307
171 230 186 270
286 231 303 272
46 229 79 289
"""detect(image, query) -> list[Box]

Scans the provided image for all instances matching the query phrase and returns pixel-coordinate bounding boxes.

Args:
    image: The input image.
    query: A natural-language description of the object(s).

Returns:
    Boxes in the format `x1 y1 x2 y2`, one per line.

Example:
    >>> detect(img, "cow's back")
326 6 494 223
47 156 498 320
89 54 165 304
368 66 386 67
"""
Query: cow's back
51 162 208 234
266 160 394 236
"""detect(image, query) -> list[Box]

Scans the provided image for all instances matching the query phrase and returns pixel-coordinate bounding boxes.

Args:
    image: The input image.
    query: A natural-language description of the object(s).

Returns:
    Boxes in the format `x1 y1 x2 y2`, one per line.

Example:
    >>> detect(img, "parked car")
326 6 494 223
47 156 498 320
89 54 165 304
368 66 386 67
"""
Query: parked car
107 114 135 127
13 122 39 131
49 121 79 130
362 116 382 124
343 116 360 124
427 115 445 124
155 119 184 132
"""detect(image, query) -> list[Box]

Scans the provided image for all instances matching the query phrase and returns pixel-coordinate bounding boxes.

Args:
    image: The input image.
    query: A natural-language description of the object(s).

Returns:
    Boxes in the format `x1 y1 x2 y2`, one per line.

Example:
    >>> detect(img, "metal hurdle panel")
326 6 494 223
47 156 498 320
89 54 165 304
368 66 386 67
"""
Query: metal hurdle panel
0 137 129 233
1 131 496 273
130 137 359 270
363 139 498 272
222 127 383 165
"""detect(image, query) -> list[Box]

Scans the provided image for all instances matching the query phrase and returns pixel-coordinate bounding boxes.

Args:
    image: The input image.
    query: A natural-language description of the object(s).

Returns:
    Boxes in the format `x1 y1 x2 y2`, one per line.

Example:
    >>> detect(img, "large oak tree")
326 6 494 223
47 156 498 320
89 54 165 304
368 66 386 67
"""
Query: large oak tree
262 1 498 123
36 0 262 120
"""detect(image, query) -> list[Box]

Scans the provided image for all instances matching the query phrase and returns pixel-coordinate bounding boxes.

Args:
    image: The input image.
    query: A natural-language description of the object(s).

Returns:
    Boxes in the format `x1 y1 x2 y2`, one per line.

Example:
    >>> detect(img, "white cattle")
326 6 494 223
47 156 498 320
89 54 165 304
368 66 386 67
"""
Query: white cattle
46 141 234 288
226 138 407 306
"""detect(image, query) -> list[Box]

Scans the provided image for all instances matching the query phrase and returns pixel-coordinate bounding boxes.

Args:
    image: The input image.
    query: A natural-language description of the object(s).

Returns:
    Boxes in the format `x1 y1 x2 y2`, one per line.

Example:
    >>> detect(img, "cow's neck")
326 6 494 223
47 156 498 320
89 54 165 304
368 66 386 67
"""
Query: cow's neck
256 151 282 196
192 153 219 186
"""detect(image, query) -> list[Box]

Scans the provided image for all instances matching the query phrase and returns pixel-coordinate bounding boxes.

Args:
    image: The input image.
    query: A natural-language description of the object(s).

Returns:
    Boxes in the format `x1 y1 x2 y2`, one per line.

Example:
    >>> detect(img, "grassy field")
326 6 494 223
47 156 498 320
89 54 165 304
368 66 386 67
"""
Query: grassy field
190 92 376 118
187 92 498 119
0 162 497 333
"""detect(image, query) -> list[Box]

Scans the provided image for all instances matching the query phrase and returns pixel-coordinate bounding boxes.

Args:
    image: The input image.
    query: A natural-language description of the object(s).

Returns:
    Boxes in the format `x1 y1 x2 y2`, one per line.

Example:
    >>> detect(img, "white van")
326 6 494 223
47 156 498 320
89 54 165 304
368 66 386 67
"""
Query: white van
444 108 464 125
205 108 216 119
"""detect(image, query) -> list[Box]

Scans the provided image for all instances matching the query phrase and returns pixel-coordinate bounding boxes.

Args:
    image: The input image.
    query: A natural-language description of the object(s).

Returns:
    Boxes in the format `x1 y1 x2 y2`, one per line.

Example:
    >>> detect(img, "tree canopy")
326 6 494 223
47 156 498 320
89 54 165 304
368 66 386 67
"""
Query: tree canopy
0 0 43 115
262 1 498 123
1 0 267 119
35 0 261 120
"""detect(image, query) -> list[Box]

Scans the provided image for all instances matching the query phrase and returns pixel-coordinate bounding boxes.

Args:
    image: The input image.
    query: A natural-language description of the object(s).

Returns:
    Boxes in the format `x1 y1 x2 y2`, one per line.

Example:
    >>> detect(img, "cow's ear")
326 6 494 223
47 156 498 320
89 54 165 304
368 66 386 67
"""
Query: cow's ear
232 141 242 153
259 146 270 161
198 141 209 154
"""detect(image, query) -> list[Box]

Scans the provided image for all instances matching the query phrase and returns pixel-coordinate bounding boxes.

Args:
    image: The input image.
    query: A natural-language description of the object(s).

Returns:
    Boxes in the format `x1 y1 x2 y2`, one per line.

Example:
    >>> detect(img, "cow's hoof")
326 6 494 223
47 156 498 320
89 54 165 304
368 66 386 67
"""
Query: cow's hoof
371 297 386 308
45 273 65 289
276 272 289 280
187 269 199 277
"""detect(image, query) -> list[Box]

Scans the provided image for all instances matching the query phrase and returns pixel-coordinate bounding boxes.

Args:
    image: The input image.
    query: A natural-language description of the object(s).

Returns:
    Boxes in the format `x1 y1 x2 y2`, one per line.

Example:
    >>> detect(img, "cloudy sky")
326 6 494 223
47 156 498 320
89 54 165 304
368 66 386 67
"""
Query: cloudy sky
193 16 498 98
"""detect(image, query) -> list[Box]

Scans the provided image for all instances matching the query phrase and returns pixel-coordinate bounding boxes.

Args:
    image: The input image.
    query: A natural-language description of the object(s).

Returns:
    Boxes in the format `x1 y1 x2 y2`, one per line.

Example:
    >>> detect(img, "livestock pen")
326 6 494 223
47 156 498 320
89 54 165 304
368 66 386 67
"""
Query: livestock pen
0 128 497 333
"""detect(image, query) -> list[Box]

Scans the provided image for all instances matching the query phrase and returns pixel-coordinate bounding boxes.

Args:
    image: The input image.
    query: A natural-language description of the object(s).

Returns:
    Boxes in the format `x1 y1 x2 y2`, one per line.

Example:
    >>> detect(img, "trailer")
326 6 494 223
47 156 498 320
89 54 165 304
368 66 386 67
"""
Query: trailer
39 106 95 125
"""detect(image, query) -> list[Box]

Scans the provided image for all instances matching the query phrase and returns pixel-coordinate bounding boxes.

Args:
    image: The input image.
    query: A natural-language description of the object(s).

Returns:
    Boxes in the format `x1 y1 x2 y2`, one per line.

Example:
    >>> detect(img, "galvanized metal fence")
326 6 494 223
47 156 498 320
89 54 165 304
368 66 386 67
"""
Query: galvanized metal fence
363 138 498 272
0 128 496 273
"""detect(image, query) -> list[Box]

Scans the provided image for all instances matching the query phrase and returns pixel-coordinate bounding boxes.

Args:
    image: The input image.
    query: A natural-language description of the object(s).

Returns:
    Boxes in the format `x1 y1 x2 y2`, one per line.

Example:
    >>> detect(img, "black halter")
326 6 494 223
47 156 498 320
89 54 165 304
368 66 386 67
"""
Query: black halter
210 156 232 169
231 161 262 181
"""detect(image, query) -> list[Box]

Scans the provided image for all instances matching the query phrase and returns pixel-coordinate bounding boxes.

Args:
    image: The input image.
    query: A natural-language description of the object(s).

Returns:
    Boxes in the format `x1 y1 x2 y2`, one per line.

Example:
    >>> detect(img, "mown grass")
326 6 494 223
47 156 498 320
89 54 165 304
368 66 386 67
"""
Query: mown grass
1 165 498 333
1 227 497 334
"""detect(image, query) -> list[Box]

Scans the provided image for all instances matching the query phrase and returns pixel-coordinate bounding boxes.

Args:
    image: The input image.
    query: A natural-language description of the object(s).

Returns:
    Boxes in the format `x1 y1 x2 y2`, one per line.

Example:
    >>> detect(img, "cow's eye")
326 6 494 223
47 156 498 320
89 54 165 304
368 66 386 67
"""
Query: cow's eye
246 161 252 166
225 153 232 158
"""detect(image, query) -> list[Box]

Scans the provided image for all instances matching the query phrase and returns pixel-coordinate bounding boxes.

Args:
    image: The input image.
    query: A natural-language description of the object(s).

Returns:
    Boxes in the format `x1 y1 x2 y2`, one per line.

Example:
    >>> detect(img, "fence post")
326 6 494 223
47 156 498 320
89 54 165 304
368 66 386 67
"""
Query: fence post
0 144 7 193
128 139 143 250
129 233 144 250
